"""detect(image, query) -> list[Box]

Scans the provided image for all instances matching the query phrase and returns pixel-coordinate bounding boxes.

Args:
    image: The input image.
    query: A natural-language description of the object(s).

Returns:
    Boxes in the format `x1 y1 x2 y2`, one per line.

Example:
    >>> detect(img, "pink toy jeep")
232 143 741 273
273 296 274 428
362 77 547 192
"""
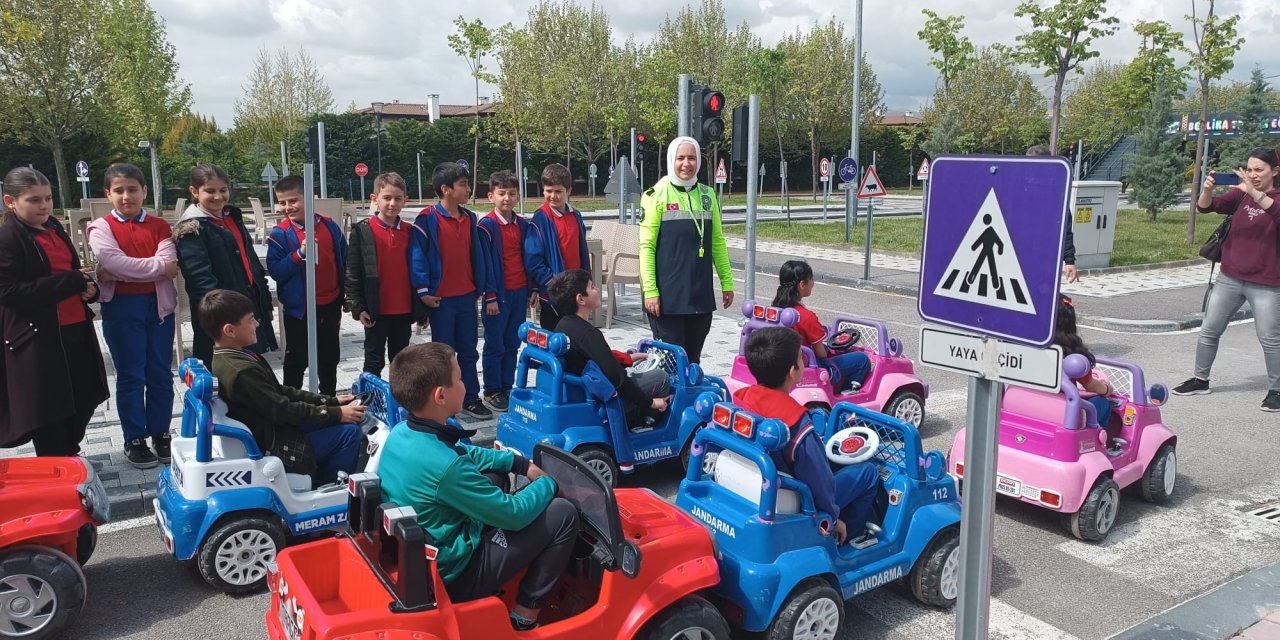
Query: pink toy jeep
949 354 1176 541
724 301 929 427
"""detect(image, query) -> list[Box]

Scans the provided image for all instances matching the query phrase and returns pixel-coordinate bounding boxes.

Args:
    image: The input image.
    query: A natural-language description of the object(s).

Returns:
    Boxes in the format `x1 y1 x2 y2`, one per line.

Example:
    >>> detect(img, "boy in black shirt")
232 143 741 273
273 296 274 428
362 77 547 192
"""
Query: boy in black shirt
547 269 670 424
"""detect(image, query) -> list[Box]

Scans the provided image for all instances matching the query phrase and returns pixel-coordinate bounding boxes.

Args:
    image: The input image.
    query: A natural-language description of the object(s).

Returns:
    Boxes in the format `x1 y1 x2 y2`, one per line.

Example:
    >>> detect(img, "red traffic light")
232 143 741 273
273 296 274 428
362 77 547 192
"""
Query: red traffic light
637 134 647 143
705 91 725 115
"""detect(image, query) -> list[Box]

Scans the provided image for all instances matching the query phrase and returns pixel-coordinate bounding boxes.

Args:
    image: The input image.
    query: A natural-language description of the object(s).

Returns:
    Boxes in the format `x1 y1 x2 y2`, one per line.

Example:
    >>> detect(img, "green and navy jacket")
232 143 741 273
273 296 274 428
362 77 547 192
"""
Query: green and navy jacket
638 177 733 315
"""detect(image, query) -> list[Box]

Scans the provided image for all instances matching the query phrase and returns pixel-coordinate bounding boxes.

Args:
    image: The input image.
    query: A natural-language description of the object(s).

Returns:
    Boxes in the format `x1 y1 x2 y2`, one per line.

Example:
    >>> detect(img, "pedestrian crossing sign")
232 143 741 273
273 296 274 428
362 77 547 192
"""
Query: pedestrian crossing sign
917 155 1071 347
856 165 888 199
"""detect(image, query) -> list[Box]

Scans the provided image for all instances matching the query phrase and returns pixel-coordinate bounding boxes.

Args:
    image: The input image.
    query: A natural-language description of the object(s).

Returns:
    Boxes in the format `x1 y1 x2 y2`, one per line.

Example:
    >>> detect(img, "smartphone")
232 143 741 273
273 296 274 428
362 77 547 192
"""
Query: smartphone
1213 172 1240 186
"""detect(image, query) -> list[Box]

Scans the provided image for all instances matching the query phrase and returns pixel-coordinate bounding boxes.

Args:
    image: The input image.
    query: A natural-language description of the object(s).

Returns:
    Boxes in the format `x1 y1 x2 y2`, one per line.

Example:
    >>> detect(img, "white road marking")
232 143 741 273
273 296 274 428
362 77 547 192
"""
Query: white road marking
100 515 154 533
852 589 1080 639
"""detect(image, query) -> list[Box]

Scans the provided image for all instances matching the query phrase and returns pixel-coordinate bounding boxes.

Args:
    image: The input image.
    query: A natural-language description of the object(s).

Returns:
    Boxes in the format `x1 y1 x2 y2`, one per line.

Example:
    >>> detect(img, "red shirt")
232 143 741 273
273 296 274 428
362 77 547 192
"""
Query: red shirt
487 211 527 290
370 217 412 315
547 206 582 271
433 207 475 298
33 227 87 326
792 304 829 347
207 210 253 285
105 211 171 296
288 218 340 305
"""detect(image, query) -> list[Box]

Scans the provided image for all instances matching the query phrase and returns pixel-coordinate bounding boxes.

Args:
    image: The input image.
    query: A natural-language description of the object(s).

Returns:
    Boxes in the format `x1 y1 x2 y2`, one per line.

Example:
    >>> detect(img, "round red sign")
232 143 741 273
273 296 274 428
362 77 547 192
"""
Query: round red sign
355 163 369 177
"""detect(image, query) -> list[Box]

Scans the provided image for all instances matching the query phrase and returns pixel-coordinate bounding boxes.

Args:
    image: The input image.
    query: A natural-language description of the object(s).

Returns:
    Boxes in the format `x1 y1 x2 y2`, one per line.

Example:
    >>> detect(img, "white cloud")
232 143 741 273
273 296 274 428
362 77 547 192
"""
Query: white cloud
152 0 1279 129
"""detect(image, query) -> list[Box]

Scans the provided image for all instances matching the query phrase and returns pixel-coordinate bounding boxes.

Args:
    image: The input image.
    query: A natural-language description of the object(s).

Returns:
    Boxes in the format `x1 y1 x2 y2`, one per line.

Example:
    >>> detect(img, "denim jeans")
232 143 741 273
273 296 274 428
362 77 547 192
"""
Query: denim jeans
101 294 176 441
1196 272 1280 391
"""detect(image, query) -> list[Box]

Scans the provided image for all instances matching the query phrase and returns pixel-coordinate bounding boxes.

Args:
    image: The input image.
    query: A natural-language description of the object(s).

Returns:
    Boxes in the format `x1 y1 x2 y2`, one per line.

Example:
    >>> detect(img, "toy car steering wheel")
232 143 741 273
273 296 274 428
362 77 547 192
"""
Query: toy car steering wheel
825 426 880 465
632 350 676 376
825 327 860 353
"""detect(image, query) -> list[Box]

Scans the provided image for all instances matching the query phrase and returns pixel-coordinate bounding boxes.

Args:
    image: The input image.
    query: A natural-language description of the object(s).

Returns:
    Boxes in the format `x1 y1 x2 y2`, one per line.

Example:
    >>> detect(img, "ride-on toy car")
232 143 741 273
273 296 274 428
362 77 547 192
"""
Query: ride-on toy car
724 301 929 427
948 354 1176 541
154 359 405 593
0 456 110 639
676 396 960 639
265 445 731 640
495 322 727 486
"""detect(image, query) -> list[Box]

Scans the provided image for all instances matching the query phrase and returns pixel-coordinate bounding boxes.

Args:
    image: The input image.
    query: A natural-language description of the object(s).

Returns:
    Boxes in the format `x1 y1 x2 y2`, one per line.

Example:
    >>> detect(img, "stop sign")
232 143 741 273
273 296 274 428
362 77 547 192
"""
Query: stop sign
355 163 369 177
819 157 831 177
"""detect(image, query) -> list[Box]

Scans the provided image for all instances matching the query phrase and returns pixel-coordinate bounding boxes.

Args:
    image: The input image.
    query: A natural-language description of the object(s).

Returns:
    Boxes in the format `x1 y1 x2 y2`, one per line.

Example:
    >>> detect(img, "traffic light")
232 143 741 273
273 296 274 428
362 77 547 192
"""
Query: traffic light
689 84 726 146
730 104 749 164
306 124 320 161
1067 142 1077 162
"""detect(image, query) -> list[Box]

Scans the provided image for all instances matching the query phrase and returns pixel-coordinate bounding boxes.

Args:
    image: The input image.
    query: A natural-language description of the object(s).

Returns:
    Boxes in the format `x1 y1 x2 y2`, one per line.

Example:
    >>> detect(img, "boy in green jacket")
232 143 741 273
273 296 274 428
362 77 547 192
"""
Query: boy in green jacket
379 342 578 631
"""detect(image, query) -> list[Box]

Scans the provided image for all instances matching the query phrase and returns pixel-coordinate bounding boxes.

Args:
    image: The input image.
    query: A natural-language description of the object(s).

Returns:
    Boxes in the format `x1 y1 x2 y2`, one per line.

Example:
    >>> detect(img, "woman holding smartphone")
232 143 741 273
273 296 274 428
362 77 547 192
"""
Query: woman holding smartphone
1173 147 1280 411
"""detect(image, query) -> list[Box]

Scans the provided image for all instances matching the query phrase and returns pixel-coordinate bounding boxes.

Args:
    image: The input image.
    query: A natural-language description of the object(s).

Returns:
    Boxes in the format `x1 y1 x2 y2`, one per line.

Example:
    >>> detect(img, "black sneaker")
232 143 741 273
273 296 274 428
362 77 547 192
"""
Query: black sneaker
485 390 509 413
1172 377 1210 396
152 433 172 464
509 613 538 631
463 397 494 420
1262 391 1280 412
125 439 159 469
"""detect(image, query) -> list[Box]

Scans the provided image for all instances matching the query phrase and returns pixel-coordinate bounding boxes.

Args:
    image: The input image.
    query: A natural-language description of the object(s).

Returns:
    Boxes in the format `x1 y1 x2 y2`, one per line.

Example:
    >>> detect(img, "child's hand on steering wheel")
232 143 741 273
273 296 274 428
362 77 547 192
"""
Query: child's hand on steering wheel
335 394 357 405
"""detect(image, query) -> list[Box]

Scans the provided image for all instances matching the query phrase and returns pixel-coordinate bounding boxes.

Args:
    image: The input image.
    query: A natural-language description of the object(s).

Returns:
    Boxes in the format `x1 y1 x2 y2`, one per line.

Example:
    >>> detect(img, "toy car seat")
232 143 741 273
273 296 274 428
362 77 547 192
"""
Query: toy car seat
714 450 801 514
207 395 312 493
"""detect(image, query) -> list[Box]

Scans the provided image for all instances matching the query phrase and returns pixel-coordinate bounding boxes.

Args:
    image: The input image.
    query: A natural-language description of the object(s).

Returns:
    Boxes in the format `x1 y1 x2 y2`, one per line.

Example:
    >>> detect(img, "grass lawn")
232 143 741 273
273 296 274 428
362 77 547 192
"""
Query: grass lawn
729 209 1221 267
569 188 919 211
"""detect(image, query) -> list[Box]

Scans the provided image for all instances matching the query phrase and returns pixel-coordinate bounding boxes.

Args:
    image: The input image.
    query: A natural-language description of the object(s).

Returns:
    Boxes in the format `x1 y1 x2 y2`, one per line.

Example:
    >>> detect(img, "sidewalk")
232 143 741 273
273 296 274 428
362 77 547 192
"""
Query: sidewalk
1111 561 1280 640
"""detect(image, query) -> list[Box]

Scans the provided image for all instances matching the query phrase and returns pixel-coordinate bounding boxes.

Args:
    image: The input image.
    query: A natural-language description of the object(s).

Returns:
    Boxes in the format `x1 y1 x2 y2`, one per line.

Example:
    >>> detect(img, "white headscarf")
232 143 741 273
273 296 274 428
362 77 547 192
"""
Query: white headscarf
666 136 701 188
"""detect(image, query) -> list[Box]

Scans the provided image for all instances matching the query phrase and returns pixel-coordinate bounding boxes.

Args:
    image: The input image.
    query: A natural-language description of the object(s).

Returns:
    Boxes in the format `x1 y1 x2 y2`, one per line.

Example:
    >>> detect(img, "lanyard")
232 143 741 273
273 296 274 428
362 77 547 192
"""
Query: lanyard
676 186 707 258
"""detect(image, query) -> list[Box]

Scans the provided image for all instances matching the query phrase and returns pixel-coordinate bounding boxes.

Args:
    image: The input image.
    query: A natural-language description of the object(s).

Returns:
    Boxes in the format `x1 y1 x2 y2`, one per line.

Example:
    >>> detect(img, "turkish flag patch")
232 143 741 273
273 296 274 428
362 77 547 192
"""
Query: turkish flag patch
666 203 680 211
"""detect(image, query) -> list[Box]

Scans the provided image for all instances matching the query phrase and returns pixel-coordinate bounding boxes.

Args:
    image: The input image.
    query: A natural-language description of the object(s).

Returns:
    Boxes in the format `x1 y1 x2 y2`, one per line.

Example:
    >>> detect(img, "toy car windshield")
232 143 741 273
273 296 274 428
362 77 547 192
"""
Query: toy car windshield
533 444 640 576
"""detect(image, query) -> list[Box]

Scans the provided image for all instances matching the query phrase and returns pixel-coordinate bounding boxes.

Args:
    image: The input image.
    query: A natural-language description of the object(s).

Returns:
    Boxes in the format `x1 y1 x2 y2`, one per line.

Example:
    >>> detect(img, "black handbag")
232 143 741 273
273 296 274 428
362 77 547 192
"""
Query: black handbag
1199 214 1232 262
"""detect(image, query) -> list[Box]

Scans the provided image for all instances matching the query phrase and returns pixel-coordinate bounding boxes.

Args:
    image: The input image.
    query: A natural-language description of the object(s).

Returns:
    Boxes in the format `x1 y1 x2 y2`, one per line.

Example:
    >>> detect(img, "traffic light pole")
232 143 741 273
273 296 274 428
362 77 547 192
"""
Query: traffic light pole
630 128 638 173
303 164 319 393
317 122 328 198
678 74 692 138
845 0 864 244
744 95 760 304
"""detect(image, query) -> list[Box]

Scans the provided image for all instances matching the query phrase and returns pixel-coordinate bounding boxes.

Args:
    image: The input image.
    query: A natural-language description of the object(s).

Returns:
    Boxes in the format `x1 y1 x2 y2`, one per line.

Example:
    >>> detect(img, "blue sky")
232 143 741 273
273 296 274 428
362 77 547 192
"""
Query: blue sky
152 0 1280 128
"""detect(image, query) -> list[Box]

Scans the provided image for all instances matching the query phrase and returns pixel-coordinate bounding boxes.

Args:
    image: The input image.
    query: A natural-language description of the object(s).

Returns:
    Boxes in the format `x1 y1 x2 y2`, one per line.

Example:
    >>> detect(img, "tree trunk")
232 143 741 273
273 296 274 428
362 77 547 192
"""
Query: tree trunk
1189 77 1210 245
51 140 70 212
1049 72 1066 153
472 73 480 200
810 124 819 205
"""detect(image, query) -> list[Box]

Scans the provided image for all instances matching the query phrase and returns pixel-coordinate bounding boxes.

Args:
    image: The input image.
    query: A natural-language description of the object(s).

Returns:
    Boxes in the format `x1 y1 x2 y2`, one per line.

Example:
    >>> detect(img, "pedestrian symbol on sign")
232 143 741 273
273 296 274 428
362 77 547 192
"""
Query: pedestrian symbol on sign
934 189 1035 314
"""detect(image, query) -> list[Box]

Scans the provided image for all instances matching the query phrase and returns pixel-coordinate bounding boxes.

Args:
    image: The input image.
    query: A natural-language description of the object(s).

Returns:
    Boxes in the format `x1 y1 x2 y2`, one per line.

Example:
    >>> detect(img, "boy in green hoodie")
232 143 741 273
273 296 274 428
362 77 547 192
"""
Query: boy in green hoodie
378 342 578 631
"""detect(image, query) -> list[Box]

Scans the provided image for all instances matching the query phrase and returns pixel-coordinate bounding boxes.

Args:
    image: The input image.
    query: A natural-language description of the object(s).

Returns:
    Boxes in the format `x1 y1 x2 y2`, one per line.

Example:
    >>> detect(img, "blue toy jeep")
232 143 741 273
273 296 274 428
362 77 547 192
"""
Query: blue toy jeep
154 360 406 594
494 322 727 486
675 397 961 639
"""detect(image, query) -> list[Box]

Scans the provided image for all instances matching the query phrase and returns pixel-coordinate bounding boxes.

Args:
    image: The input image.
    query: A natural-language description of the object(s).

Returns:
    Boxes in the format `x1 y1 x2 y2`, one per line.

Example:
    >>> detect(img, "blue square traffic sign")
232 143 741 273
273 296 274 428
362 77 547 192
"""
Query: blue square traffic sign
917 155 1071 347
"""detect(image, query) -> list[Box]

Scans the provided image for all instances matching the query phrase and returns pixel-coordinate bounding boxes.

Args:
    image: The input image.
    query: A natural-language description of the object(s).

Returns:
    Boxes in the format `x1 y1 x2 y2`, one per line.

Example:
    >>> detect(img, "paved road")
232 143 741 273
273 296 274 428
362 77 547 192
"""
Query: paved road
75 269 1280 640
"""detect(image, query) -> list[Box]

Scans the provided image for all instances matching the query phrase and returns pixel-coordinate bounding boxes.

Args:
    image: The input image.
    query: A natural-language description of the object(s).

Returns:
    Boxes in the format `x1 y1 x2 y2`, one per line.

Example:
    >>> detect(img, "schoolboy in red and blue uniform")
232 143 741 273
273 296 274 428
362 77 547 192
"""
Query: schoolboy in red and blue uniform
525 163 589 330
410 162 493 420
266 175 349 396
477 170 536 413
734 326 880 545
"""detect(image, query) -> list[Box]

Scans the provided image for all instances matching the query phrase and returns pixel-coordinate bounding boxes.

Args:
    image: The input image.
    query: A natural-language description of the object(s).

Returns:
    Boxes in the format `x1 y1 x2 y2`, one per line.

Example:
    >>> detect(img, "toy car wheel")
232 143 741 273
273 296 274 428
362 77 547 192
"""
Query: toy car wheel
0 546 86 640
637 595 731 640
909 527 960 607
1140 444 1177 504
197 515 287 594
766 579 843 640
679 427 718 478
74 524 97 566
575 446 620 488
885 391 925 428
1069 477 1121 541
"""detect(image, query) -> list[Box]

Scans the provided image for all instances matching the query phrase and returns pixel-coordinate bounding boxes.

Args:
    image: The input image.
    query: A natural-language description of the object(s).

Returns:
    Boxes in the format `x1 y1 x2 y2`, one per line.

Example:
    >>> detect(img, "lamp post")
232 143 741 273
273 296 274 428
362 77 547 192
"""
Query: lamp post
137 140 162 215
416 150 424 202
371 101 385 174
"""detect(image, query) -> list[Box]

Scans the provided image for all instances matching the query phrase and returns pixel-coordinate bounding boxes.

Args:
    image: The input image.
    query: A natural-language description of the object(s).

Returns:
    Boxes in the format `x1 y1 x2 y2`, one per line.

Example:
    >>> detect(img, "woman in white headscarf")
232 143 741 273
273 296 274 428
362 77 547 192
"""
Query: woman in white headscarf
637 136 735 363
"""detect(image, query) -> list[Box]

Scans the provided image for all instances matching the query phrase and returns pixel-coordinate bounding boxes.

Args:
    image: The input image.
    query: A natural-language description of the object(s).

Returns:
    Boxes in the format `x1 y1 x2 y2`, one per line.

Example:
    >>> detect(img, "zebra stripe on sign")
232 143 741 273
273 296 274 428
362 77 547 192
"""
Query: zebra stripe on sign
205 470 252 488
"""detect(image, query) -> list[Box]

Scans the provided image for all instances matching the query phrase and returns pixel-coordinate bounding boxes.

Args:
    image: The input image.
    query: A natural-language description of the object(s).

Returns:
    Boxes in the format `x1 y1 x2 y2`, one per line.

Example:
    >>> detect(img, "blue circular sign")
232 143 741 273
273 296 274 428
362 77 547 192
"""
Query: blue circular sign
838 157 859 183
455 159 470 171
75 161 89 178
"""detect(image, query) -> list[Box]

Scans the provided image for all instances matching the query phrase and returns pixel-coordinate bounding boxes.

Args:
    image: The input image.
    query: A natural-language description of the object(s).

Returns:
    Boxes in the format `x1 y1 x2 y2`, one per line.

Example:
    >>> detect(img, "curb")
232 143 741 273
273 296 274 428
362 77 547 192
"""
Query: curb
1109 561 1280 640
729 257 1256 333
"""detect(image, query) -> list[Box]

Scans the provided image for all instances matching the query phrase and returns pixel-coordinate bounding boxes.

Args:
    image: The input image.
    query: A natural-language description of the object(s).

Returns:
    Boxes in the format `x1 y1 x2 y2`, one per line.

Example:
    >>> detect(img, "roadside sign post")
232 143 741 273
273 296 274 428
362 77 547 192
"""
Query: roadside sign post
857 163 888 280
589 163 598 199
75 160 90 204
744 95 761 305
916 155 1071 640
917 157 931 183
303 164 318 392
456 159 469 172
838 157 859 241
355 163 369 204
819 157 831 221
780 161 790 225
261 162 280 213
715 158 728 203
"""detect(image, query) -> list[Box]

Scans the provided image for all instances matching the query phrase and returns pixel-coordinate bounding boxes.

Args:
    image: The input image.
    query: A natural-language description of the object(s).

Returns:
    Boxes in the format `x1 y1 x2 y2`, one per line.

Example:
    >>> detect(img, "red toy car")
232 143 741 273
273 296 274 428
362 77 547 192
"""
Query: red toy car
265 445 731 640
0 456 110 639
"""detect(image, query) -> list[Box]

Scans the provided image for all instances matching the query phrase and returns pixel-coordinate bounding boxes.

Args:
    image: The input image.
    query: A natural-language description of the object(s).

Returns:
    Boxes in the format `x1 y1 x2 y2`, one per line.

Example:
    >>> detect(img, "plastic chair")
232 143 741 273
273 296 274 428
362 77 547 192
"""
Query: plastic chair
587 220 617 278
65 208 94 263
248 197 268 243
86 199 113 220
171 197 187 219
174 273 192 364
605 224 642 329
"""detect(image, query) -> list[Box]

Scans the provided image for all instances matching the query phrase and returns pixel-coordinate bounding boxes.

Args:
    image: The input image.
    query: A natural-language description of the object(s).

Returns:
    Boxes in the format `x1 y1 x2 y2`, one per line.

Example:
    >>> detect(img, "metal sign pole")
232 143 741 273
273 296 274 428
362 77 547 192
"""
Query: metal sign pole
280 141 289 177
745 95 760 304
863 155 875 280
516 140 525 214
957 373 1002 640
618 156 628 224
359 176 366 207
846 0 864 244
678 75 692 138
317 122 327 198
303 164 319 393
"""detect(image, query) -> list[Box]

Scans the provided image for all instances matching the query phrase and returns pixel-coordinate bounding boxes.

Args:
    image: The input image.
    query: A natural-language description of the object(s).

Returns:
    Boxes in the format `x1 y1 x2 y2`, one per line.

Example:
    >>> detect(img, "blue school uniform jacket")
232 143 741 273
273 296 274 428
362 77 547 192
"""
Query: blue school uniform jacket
477 212 534 304
409 204 487 299
266 216 348 319
525 205 590 299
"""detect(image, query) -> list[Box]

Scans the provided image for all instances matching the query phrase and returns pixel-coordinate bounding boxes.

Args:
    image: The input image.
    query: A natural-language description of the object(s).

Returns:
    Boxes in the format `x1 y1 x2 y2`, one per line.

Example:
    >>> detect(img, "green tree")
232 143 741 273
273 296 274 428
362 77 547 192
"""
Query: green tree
920 109 961 158
0 0 111 208
232 47 334 158
99 0 190 149
1060 61 1125 154
917 9 975 99
1182 0 1242 243
1013 0 1119 152
932 46 1047 154
1125 84 1185 220
1221 68 1271 170
1111 20 1186 128
448 16 495 197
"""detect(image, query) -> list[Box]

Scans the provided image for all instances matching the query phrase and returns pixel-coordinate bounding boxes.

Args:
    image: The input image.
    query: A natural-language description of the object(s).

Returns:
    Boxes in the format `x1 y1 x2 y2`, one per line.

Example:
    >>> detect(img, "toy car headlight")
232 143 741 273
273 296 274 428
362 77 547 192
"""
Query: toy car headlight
1148 384 1168 406
755 419 788 452
77 457 110 524
888 337 903 357
620 541 642 578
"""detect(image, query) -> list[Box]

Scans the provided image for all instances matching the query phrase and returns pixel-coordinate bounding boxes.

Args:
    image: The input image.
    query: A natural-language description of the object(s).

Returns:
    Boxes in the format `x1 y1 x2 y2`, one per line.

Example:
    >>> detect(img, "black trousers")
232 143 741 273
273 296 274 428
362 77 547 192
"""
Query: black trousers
645 312 714 363
282 301 343 396
538 300 562 331
362 313 413 376
446 498 579 610
33 322 101 456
